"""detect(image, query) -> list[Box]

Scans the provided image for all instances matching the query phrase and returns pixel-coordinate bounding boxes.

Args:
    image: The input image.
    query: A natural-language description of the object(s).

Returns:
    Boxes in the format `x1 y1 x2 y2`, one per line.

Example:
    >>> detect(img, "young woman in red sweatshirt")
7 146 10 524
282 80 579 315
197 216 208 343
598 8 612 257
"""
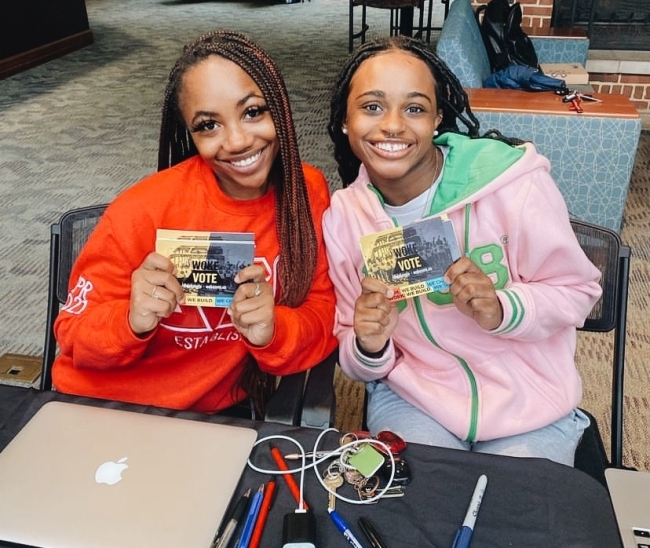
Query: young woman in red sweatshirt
53 31 337 416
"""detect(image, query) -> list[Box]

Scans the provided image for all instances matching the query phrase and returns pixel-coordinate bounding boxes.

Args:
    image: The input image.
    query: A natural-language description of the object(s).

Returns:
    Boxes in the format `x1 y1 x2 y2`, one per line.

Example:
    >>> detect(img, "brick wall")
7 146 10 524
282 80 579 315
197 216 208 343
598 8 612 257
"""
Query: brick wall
589 74 650 115
471 0 553 29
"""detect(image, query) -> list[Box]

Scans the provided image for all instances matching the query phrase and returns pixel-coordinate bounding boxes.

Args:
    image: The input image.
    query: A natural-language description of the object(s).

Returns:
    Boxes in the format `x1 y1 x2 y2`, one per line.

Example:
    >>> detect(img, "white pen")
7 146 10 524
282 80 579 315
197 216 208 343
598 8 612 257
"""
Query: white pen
283 450 335 460
451 474 488 548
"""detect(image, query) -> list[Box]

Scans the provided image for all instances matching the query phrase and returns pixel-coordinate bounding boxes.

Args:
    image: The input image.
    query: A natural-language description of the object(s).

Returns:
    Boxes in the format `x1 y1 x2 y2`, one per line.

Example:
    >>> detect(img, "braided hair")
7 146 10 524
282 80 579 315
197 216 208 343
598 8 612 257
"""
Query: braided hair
329 35 519 187
158 30 318 416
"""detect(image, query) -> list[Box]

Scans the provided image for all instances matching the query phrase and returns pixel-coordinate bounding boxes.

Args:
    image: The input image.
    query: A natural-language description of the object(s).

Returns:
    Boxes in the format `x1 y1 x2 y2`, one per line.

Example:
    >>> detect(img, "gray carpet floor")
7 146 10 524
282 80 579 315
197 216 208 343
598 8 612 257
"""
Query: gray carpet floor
0 0 648 470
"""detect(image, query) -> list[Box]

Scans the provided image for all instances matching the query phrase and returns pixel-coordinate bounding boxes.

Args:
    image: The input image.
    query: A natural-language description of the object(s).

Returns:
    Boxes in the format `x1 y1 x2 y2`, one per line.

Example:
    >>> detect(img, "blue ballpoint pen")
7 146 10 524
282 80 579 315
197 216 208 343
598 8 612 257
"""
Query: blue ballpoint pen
451 474 488 548
235 483 265 548
328 508 365 548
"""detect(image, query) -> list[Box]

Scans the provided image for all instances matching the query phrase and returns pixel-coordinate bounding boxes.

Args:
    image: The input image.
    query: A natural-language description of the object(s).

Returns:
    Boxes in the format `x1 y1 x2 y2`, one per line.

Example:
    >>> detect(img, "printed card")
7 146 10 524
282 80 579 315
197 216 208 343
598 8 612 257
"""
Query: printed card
359 215 461 301
156 229 255 307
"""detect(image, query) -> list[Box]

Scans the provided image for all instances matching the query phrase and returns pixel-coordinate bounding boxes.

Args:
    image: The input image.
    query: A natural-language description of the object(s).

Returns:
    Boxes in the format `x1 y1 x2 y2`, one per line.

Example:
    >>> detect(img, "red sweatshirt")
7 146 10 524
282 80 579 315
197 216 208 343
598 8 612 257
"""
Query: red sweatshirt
53 156 337 412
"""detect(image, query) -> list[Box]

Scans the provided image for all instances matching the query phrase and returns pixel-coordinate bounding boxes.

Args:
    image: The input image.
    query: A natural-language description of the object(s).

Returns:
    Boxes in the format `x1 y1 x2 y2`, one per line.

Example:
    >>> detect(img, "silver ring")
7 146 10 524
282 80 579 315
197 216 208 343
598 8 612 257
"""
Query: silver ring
253 283 261 297
151 286 159 299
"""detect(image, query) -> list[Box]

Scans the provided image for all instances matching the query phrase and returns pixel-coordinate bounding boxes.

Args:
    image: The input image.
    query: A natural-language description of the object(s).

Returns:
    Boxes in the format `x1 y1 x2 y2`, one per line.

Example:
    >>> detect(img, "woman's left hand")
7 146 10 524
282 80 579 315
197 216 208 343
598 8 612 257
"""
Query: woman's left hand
228 264 275 346
445 257 503 331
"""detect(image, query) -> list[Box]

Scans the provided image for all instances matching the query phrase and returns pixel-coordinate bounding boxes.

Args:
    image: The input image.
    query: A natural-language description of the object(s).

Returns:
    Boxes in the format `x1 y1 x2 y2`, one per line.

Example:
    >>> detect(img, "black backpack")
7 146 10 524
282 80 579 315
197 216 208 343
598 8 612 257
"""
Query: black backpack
476 0 539 73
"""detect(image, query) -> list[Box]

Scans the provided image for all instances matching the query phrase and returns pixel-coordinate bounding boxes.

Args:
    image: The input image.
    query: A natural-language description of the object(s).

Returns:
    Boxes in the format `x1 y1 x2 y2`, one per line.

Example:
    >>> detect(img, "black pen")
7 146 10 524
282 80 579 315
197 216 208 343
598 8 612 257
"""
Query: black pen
214 488 244 540
358 516 389 548
211 488 251 548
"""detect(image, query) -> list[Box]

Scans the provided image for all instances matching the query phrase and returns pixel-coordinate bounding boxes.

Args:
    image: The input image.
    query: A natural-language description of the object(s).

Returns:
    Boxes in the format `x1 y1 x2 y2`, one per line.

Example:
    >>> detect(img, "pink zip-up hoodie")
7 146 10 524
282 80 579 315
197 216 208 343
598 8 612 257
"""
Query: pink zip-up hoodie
323 133 602 442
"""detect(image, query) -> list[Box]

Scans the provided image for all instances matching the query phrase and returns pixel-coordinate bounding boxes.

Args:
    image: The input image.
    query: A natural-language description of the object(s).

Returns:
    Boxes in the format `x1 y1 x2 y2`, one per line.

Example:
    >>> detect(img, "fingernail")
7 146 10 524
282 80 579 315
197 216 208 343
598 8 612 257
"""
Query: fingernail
386 288 394 299
233 274 241 284
443 275 450 284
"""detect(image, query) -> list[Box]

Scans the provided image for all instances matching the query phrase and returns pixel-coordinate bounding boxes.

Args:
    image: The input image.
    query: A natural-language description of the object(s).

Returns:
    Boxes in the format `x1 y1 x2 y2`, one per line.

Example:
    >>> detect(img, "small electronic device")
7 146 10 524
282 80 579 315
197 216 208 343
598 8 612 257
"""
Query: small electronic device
282 511 317 548
605 468 650 548
380 454 412 485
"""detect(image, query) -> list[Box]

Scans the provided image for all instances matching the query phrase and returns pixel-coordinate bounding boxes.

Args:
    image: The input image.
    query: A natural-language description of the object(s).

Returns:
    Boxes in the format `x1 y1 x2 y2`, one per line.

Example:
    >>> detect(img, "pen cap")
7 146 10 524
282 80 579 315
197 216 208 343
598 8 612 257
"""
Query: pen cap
358 517 388 548
282 511 316 548
451 526 474 548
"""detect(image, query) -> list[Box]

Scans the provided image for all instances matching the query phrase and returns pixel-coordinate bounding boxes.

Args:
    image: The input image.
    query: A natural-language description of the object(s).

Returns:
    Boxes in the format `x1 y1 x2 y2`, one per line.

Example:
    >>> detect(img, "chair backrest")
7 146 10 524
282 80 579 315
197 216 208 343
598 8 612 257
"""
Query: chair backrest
436 0 491 87
570 219 631 468
41 205 108 391
265 347 339 429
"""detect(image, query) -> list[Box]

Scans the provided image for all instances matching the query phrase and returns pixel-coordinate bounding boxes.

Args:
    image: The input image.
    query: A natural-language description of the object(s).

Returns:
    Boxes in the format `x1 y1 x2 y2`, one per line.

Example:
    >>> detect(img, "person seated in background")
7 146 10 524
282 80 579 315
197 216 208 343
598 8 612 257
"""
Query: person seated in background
323 35 602 465
53 30 337 418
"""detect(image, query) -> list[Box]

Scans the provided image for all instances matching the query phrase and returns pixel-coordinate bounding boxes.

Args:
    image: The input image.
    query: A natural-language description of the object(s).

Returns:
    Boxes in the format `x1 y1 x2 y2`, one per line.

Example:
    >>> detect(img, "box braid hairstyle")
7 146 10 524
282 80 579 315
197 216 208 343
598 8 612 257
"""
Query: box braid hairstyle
329 35 522 187
158 30 318 416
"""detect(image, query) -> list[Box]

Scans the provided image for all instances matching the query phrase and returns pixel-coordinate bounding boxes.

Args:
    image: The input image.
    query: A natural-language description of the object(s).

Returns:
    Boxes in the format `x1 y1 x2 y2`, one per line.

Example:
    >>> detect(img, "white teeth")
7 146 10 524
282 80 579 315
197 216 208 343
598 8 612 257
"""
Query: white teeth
231 150 262 167
374 142 408 152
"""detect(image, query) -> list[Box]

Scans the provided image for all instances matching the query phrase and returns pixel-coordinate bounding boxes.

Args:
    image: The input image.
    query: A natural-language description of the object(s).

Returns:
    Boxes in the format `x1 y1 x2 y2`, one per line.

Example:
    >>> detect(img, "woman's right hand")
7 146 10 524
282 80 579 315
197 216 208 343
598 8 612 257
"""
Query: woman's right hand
129 252 186 335
353 276 398 354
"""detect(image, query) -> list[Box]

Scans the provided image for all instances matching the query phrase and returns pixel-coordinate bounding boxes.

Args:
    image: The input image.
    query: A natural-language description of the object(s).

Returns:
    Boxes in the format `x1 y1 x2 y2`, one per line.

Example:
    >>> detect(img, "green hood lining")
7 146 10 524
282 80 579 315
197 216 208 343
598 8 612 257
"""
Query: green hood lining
430 133 524 214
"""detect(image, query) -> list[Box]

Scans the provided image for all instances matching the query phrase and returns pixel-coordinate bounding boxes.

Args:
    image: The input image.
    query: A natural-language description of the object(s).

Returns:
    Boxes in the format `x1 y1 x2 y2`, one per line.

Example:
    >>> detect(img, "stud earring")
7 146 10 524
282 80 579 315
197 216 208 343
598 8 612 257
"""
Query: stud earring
433 130 439 137
342 127 348 135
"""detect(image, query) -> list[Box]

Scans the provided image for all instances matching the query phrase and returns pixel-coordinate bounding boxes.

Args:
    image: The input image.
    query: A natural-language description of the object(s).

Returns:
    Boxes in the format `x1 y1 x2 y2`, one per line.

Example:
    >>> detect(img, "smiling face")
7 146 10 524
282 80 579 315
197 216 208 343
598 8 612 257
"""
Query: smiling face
344 49 442 205
178 55 280 200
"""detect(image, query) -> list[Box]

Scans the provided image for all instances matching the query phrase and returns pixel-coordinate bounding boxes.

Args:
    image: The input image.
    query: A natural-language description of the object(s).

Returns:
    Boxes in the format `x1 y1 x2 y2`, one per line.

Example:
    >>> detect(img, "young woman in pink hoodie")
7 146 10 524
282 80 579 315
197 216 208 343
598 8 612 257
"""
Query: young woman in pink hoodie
323 36 602 465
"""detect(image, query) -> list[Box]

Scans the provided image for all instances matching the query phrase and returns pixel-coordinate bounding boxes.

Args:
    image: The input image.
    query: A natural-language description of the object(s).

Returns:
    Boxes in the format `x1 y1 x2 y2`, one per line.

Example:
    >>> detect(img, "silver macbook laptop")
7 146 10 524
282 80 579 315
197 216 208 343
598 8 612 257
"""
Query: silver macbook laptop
606 468 650 548
0 401 257 548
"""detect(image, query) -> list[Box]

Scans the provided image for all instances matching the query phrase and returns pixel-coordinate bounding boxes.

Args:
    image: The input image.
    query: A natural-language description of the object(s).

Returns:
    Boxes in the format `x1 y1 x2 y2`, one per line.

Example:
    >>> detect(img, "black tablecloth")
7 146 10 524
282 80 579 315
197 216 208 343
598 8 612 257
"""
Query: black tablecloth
0 386 622 548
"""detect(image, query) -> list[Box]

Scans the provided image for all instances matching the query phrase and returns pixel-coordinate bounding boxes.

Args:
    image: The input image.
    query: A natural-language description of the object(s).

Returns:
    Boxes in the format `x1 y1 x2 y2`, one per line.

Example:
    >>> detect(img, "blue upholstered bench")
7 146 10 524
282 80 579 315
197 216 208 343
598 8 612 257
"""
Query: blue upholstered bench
435 0 640 233
436 0 589 89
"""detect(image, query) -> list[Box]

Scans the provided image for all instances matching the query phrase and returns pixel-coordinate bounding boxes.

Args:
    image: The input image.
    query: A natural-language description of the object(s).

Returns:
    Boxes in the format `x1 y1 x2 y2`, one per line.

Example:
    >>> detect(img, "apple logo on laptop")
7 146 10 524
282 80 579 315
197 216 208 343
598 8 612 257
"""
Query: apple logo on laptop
94 457 129 485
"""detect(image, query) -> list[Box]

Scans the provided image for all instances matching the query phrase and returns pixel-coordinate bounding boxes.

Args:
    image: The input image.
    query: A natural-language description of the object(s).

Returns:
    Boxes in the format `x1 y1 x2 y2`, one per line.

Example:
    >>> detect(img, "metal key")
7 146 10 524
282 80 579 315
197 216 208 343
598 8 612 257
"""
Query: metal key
379 485 406 498
323 471 344 510
358 484 405 503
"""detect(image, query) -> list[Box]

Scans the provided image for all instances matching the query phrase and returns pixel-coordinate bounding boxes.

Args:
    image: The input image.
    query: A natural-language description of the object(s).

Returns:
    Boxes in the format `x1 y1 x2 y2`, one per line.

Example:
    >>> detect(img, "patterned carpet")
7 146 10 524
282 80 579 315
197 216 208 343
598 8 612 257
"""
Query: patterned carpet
0 0 647 470
579 130 650 472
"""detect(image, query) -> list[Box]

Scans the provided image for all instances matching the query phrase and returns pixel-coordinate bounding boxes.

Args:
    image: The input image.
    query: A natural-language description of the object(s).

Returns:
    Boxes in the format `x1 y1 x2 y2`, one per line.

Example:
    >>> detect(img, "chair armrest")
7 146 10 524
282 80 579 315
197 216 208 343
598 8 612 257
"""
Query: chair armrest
264 371 307 426
466 88 638 118
263 348 339 428
300 348 338 429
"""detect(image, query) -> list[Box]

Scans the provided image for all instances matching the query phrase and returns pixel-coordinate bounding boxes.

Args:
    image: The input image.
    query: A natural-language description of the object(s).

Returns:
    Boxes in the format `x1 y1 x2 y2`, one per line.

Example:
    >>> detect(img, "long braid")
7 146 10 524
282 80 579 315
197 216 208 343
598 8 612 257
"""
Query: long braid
158 31 318 415
329 35 521 187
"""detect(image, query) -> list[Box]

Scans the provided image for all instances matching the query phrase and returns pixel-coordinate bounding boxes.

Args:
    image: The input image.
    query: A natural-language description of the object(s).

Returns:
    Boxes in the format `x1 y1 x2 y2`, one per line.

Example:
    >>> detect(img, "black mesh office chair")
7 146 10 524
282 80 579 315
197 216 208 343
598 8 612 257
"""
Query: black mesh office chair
348 0 449 52
40 205 337 428
570 219 631 484
41 204 108 392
